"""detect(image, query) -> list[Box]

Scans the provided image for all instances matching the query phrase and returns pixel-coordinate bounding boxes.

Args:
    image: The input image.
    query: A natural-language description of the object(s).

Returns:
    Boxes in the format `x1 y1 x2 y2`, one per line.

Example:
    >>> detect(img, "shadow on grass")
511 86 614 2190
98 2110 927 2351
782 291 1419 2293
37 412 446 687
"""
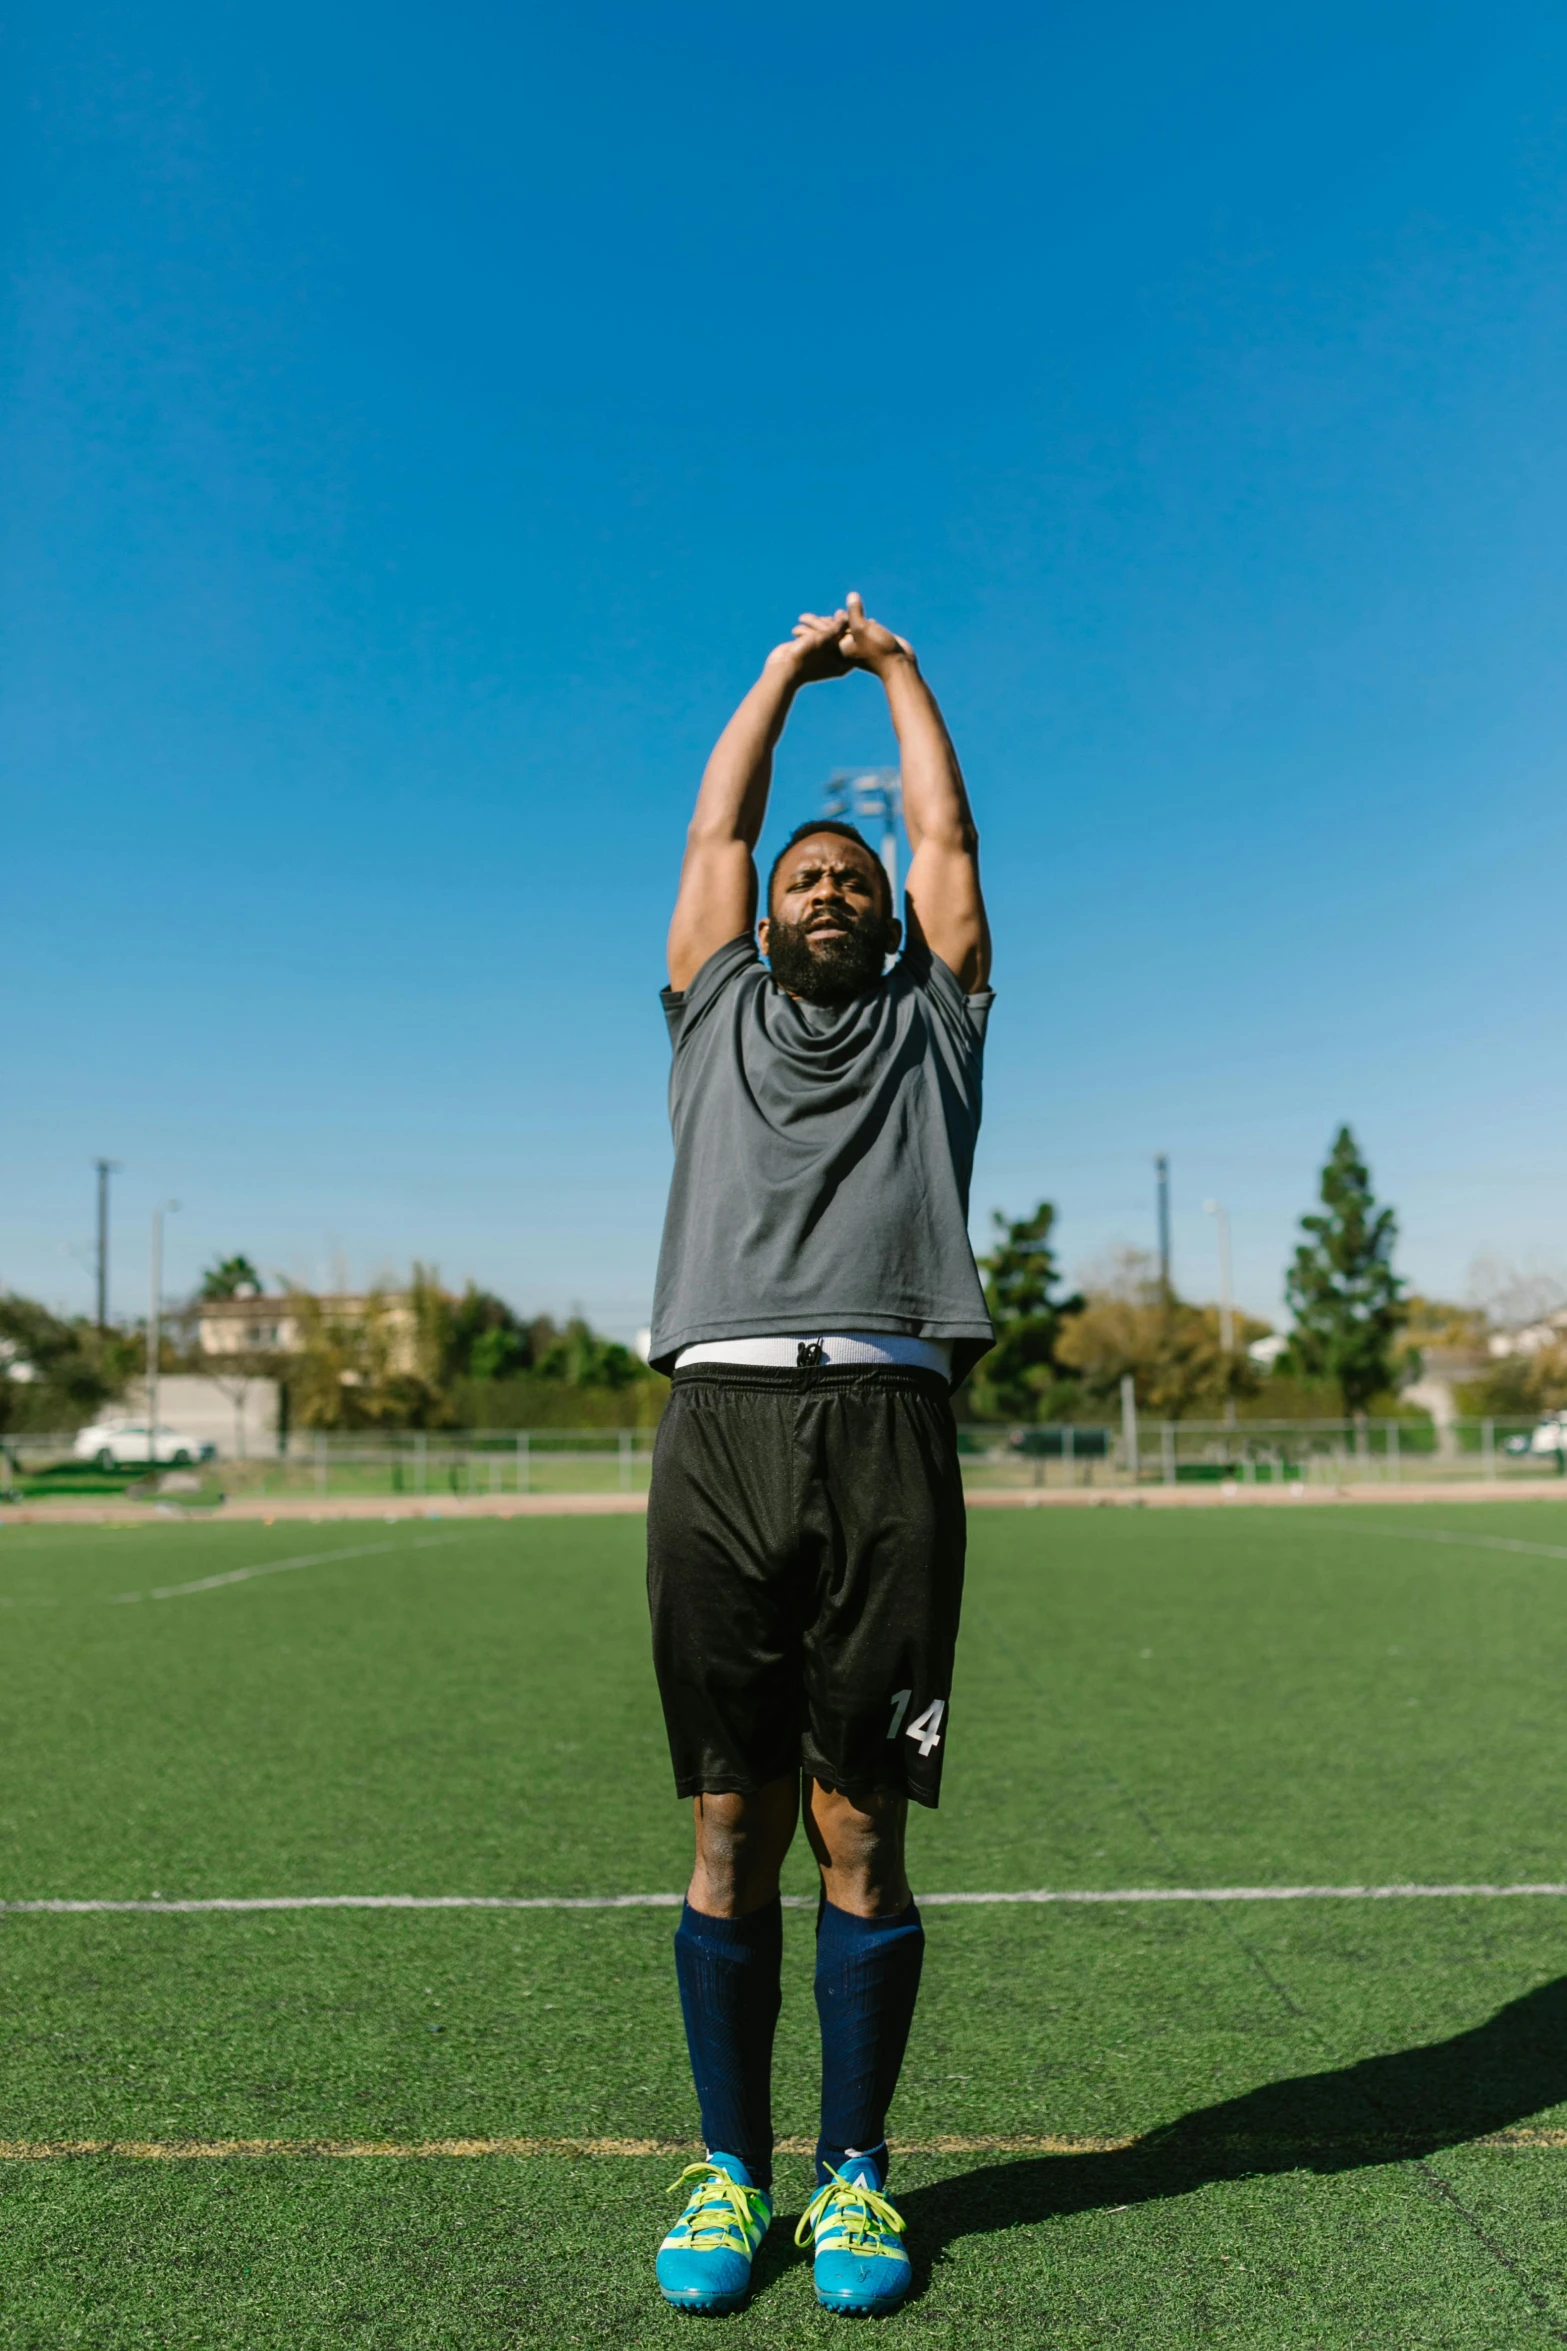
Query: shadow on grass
894 1972 1567 2283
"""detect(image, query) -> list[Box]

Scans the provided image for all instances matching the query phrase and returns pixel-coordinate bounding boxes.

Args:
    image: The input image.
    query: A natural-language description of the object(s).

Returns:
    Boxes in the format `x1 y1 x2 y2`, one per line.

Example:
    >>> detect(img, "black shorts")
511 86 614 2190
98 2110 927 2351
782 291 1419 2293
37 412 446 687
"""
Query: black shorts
646 1362 967 1811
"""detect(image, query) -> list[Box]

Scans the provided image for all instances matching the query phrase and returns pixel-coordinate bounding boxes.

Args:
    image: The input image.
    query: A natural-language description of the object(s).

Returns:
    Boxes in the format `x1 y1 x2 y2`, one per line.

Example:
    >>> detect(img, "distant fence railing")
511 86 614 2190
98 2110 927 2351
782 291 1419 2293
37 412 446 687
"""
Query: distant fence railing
957 1416 1567 1490
0 1428 658 1497
4 1417 1563 1500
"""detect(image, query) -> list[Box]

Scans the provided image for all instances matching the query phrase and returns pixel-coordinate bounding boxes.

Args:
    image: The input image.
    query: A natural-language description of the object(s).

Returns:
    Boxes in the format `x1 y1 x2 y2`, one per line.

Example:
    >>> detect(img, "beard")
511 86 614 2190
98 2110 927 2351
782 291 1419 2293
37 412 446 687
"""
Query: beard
767 911 891 1005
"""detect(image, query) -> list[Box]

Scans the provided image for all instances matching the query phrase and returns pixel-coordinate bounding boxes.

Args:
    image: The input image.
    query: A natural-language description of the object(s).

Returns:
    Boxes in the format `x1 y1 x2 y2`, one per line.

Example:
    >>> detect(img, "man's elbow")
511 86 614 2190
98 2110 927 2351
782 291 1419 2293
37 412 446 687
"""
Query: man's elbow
685 816 752 855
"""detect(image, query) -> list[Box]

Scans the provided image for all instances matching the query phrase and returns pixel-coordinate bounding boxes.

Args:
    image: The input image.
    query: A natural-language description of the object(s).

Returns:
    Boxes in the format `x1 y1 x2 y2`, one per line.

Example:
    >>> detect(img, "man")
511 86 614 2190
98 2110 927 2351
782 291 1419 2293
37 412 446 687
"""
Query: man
645 593 993 2317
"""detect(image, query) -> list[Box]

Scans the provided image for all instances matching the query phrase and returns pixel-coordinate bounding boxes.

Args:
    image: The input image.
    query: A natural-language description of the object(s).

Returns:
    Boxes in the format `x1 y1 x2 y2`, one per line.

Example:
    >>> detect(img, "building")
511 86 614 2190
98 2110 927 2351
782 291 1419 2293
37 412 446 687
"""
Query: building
122 1374 281 1459
195 1297 298 1355
1487 1310 1567 1361
194 1291 431 1378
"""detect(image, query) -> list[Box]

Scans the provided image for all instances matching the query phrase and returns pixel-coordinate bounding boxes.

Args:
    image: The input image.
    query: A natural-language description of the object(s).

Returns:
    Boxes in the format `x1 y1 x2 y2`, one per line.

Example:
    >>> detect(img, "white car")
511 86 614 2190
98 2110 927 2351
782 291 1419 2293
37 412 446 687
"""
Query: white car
1503 1414 1567 1458
73 1419 215 1471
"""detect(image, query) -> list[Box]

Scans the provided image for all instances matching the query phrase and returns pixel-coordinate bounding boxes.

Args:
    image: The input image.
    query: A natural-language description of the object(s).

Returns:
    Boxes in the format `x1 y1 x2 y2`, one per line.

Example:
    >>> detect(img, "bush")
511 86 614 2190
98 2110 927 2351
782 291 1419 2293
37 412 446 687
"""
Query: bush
446 1374 666 1430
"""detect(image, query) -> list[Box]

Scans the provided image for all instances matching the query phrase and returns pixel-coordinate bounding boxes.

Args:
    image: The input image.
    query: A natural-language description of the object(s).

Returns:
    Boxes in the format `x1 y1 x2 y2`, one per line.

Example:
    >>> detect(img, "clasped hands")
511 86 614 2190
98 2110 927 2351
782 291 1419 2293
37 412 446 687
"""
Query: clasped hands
767 591 914 684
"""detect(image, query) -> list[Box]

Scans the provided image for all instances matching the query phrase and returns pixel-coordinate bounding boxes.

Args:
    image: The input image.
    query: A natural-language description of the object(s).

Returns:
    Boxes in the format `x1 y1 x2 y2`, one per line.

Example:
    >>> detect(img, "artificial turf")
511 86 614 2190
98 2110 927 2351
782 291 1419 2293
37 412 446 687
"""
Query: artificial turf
4 1503 1567 2343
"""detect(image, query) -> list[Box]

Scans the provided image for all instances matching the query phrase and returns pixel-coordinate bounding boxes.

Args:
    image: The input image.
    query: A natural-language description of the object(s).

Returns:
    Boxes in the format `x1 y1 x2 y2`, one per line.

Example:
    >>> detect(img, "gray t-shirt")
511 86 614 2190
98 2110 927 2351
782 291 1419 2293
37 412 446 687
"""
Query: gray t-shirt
649 933 995 1383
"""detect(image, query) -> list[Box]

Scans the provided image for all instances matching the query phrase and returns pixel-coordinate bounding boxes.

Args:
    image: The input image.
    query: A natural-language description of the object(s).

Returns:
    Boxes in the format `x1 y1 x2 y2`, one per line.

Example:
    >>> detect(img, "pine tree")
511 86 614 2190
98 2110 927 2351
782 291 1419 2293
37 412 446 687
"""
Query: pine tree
1285 1126 1407 1412
199 1254 264 1300
974 1202 1083 1419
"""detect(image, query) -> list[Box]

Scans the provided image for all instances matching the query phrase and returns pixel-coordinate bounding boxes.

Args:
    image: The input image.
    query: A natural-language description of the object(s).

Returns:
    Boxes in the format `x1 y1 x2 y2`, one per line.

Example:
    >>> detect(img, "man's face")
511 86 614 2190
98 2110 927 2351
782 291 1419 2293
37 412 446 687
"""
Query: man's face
759 835 900 1004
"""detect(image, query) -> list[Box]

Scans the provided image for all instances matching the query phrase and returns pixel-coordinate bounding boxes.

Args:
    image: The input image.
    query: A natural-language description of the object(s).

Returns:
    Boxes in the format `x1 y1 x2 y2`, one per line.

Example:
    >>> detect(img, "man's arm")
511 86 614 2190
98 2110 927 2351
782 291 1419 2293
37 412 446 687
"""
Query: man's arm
667 610 850 992
839 592 991 991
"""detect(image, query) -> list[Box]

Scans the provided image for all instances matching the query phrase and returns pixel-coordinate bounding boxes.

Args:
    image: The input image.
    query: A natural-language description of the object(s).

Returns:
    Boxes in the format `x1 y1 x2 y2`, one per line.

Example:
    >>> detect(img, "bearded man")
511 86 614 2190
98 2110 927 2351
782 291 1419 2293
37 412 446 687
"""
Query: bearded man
645 593 993 2317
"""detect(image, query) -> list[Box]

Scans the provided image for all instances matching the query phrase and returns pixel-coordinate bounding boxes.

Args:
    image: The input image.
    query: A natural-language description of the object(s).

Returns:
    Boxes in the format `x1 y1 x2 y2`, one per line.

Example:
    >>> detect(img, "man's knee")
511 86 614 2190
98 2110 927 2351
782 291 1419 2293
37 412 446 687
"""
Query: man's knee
804 1779 910 1916
688 1777 798 1916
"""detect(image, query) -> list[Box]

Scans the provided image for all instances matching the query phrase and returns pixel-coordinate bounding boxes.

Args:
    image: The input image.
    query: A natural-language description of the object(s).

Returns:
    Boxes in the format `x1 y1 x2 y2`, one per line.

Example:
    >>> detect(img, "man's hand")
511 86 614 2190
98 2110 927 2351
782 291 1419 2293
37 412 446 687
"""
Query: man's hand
766 609 852 684
837 590 914 676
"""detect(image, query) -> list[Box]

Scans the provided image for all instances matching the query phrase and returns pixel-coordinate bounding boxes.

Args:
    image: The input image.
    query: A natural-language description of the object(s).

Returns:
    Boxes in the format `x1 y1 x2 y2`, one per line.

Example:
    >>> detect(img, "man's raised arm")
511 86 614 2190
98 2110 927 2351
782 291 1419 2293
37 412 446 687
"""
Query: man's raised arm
839 592 990 993
667 611 851 992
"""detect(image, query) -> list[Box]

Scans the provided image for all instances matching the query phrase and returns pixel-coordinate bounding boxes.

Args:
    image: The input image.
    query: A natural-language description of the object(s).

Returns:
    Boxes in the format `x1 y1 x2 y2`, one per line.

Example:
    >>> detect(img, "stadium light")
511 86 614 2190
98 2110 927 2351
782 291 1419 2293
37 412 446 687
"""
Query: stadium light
822 769 904 910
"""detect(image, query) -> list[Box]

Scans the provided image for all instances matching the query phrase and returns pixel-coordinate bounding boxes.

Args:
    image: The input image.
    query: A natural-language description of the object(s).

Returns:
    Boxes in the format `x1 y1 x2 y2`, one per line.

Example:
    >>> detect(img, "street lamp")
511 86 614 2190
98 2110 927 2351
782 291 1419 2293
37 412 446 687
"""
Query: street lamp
1203 1199 1235 1354
94 1159 122 1329
1204 1199 1236 1437
147 1201 180 1461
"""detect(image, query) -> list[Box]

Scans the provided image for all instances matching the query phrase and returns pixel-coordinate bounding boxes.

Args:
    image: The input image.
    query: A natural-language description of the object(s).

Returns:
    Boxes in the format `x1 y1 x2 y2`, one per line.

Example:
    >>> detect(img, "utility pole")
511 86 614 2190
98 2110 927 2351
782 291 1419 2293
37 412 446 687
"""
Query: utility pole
94 1159 121 1328
147 1201 179 1458
1155 1156 1172 1297
822 769 903 910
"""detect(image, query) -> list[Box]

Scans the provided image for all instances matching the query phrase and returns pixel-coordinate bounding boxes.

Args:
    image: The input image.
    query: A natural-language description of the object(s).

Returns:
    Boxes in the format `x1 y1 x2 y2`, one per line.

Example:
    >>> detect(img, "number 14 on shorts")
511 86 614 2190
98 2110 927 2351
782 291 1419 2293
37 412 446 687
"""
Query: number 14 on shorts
887 1688 946 1756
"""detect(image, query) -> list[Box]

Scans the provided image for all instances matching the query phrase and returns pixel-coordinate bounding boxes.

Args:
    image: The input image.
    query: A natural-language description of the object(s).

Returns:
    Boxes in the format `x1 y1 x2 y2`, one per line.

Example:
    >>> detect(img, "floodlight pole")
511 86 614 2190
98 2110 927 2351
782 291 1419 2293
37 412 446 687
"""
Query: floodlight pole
147 1201 179 1459
1204 1200 1235 1354
1155 1156 1172 1297
1120 1374 1139 1486
94 1158 121 1329
822 769 903 910
1205 1198 1236 1435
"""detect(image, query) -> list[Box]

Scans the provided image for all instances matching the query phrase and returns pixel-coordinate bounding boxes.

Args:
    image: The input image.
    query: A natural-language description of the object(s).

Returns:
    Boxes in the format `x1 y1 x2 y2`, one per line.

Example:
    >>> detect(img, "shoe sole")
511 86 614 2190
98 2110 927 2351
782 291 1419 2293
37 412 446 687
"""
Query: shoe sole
816 2290 912 2317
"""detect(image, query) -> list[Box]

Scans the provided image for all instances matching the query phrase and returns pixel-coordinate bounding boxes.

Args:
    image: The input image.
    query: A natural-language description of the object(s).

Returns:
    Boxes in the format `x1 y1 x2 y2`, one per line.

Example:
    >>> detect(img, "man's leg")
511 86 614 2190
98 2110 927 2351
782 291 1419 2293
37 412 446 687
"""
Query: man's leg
673 1776 798 2191
802 1779 925 2185
645 1373 803 2311
688 1775 799 1918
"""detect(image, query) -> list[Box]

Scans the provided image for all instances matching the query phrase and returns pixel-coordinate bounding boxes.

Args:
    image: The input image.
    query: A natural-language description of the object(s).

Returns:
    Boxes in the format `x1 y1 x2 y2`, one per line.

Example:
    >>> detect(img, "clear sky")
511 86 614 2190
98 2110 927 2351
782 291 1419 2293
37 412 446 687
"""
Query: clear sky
5 1 1565 1337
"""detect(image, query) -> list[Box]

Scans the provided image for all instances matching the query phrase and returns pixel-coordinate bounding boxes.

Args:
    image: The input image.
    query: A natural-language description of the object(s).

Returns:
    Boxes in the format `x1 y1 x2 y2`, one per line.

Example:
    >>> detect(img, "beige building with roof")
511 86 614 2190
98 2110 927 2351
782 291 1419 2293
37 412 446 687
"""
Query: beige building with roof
195 1292 428 1377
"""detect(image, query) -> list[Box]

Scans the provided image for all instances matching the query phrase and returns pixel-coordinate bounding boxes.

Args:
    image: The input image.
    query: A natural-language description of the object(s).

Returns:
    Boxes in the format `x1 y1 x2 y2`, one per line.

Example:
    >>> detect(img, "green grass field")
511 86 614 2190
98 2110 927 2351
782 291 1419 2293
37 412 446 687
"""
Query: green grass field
5 1503 1567 2345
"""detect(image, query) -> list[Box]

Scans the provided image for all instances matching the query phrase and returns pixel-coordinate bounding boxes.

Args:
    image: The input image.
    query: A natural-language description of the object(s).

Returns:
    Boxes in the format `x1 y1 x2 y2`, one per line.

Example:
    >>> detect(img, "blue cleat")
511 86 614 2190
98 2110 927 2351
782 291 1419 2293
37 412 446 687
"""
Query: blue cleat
656 2154 772 2315
795 2157 912 2316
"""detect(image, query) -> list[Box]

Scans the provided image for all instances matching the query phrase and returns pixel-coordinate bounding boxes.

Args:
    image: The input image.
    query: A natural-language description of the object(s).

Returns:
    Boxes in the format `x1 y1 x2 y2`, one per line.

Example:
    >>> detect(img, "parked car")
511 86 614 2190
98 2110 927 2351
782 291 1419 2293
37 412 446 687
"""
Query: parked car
72 1419 216 1471
1503 1414 1567 1459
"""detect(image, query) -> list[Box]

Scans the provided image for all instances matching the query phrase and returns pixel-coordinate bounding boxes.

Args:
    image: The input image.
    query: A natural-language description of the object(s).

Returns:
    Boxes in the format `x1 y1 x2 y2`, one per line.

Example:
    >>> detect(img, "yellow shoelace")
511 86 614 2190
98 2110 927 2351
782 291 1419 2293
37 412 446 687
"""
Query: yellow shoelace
665 2161 768 2251
794 2165 908 2257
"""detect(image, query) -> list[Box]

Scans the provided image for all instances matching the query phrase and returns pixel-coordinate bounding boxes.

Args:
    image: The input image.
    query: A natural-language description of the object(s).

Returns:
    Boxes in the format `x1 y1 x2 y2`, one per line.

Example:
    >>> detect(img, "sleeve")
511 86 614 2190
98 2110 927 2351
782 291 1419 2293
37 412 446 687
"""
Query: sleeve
659 933 760 1051
898 936 994 1051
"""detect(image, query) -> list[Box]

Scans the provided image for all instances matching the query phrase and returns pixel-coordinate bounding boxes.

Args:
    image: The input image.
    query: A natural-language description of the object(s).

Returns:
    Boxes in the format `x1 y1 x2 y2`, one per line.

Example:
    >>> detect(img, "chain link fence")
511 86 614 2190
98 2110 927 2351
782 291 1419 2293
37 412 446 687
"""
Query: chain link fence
0 1428 654 1500
958 1415 1566 1491
4 1415 1564 1503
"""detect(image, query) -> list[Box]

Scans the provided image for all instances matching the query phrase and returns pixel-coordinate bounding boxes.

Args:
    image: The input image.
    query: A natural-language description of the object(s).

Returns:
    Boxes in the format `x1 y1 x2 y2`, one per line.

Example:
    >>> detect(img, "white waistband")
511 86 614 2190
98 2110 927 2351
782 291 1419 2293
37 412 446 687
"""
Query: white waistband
674 1333 953 1377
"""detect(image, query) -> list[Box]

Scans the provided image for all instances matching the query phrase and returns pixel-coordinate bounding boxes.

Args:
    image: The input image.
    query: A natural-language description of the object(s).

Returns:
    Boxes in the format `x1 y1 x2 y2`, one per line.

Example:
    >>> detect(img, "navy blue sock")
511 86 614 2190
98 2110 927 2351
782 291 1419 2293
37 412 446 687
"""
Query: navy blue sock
673 1897 782 2192
814 1898 925 2188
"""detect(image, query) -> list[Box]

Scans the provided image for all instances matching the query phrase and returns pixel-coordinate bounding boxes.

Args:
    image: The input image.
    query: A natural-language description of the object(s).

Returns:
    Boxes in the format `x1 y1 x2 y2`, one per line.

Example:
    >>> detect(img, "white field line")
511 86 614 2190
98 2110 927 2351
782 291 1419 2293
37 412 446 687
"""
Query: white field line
7 2128 1567 2159
108 1533 463 1604
7 1883 1567 1915
1345 1521 1567 1563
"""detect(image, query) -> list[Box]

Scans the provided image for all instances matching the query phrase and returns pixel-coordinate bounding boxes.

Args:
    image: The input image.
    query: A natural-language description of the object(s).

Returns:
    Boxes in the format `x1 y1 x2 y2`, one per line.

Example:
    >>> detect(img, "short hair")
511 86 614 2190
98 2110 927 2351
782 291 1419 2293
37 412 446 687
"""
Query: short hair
766 820 893 917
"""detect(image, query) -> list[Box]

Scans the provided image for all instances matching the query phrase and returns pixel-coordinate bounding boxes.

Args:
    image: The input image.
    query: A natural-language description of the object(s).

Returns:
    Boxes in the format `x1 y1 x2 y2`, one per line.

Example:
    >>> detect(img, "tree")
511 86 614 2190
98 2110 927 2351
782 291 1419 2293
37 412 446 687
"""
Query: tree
445 1286 530 1383
1284 1126 1407 1413
199 1255 264 1300
1461 1345 1567 1420
282 1279 453 1431
1054 1250 1264 1419
0 1294 138 1434
532 1316 643 1391
970 1202 1083 1420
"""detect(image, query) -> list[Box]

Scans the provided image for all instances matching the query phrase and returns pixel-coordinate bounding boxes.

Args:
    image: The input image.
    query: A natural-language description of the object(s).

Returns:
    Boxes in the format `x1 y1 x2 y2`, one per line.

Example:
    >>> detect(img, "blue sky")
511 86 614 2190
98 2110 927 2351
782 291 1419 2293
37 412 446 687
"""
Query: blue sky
4 1 1565 1337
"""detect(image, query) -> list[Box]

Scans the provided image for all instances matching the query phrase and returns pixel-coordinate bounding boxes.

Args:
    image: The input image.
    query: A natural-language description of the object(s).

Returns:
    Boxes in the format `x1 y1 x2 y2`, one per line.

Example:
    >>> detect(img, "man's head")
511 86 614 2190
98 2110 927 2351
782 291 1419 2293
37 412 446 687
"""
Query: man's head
759 821 901 1005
